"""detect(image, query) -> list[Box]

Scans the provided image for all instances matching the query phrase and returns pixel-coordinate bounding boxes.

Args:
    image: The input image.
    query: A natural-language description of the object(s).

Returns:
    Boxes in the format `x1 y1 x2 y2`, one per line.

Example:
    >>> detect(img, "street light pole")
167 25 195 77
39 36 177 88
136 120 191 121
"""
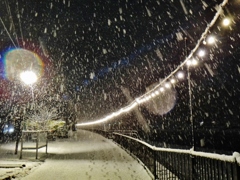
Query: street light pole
30 85 35 111
187 66 194 150
14 71 38 155
184 38 194 150
20 71 38 116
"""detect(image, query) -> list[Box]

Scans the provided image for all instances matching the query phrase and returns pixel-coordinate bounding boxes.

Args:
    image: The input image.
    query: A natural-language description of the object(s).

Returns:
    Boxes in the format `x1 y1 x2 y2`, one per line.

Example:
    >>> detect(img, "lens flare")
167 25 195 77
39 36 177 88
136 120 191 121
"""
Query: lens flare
3 48 44 81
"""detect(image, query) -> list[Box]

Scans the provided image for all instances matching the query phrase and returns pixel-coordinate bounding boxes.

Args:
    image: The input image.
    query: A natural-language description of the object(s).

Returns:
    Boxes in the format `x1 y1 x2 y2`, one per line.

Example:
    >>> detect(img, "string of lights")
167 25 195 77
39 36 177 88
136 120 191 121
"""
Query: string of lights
76 0 230 127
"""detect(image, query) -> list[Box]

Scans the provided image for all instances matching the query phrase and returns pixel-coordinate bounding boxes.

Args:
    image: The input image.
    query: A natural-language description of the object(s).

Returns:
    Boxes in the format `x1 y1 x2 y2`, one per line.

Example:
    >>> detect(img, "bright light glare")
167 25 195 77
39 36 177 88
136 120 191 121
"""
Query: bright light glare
170 78 176 84
198 49 205 57
76 102 138 126
222 18 230 26
187 58 198 66
20 71 38 85
159 87 165 92
165 82 171 88
151 93 156 97
135 98 141 104
192 59 198 66
177 71 184 79
186 60 192 66
206 36 216 44
8 128 14 133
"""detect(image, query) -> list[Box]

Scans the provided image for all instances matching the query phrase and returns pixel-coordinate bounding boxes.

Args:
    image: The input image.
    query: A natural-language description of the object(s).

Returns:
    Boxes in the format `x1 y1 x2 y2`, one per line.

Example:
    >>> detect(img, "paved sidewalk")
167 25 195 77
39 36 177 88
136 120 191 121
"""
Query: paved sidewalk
1 129 153 180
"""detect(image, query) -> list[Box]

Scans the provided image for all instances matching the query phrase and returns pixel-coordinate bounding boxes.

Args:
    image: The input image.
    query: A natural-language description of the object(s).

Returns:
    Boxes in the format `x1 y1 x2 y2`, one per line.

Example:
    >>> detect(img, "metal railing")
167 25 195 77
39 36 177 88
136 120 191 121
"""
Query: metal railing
102 131 240 180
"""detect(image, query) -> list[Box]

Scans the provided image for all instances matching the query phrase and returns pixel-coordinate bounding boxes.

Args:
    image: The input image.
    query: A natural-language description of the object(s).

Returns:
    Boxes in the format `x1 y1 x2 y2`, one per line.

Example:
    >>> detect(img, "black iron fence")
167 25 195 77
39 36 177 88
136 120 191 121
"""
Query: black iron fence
95 130 240 180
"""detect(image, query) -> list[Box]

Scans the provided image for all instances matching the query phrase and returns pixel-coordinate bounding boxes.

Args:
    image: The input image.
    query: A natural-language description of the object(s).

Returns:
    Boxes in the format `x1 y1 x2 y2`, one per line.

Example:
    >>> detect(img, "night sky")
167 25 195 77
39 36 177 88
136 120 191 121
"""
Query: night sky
0 0 240 152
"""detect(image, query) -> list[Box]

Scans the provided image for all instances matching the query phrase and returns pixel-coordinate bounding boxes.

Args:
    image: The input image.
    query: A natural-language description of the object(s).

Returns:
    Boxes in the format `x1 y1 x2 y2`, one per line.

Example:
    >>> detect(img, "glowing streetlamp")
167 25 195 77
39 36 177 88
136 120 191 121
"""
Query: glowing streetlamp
20 71 38 85
20 71 38 114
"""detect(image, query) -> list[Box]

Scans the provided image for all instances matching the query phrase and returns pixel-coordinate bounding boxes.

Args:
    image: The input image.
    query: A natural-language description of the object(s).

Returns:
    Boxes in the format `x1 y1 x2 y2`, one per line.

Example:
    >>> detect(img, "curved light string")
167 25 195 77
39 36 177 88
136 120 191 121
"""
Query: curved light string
76 0 229 127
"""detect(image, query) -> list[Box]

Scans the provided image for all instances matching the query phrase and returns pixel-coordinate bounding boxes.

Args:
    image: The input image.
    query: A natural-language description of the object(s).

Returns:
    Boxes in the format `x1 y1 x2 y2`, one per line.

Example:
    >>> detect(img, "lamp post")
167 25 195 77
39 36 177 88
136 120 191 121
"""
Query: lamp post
13 71 38 155
20 71 38 108
20 71 38 127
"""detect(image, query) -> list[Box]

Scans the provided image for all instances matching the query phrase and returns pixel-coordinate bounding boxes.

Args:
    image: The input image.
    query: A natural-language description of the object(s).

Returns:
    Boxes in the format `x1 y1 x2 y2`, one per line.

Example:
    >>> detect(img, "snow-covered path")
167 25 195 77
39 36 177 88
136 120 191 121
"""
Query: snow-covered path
19 129 152 180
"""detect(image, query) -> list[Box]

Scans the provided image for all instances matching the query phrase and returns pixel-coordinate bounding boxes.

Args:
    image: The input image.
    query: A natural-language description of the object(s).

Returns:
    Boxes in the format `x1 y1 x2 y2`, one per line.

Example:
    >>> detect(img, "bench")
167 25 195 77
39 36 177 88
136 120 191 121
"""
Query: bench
20 130 48 159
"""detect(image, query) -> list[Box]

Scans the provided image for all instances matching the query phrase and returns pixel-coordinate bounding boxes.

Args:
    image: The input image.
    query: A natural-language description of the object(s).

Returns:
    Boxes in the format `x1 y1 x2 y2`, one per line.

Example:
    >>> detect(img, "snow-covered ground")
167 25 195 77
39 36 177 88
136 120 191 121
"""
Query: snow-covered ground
0 129 153 180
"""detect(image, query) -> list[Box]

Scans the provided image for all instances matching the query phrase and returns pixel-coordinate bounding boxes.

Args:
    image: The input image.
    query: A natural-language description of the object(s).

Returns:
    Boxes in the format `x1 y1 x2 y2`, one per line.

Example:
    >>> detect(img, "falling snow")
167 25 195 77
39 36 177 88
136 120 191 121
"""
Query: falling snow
0 0 240 179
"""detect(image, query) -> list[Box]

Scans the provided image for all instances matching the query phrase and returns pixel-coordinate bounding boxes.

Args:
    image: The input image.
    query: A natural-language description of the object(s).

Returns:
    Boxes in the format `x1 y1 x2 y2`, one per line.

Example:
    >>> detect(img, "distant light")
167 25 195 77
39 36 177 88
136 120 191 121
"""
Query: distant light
177 71 184 79
151 92 156 97
187 58 198 66
3 125 14 134
8 127 14 133
186 60 192 66
159 87 165 92
222 18 231 26
192 59 198 66
165 82 171 88
170 78 176 84
206 36 216 44
20 71 38 85
198 49 205 57
135 98 141 104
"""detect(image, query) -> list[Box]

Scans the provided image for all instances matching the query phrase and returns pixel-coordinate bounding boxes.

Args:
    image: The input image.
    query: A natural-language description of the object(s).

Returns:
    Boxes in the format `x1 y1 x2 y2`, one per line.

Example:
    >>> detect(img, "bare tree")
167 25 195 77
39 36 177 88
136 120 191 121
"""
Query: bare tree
25 102 59 131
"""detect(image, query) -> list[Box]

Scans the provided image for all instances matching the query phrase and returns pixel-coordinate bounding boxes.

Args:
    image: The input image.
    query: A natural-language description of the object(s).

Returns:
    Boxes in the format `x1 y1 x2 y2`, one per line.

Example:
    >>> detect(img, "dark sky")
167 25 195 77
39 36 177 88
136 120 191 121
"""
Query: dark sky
1 0 240 150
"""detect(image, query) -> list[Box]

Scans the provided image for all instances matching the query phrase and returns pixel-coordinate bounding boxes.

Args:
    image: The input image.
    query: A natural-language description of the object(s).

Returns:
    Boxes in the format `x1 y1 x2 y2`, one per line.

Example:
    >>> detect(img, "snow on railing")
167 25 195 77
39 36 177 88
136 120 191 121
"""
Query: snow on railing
113 132 239 163
233 152 240 165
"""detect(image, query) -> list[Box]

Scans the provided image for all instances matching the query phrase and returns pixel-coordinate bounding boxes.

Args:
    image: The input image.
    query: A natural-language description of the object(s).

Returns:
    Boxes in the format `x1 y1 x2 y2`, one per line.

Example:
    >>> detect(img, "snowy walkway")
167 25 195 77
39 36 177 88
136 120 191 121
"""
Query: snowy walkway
0 129 153 180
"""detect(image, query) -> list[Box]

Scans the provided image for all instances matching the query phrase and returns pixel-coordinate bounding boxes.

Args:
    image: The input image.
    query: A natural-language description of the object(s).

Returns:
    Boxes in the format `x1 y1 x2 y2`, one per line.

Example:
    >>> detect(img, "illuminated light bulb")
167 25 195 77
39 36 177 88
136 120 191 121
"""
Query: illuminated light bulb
160 87 165 92
155 91 160 95
186 60 192 66
151 93 156 97
198 49 205 57
177 71 184 79
187 58 198 66
206 36 216 44
113 111 122 117
135 98 141 104
20 71 38 85
165 82 171 88
191 58 198 66
222 18 230 26
170 78 176 84
140 99 145 103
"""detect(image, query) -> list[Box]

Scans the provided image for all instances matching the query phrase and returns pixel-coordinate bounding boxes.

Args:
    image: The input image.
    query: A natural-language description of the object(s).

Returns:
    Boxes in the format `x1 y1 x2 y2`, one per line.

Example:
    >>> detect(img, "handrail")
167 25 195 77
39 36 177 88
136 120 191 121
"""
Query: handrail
114 132 237 162
110 132 240 180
